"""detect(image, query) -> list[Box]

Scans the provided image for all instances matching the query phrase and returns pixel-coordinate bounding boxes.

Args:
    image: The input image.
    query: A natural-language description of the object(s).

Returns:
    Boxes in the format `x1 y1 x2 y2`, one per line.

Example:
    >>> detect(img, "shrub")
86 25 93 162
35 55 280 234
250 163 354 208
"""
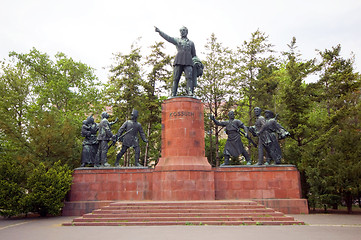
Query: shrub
0 159 26 218
24 161 73 216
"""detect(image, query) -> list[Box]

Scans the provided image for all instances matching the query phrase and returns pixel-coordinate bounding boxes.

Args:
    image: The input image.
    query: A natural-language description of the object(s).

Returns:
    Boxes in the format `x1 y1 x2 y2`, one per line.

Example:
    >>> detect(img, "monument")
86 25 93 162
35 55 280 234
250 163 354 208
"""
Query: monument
63 27 308 216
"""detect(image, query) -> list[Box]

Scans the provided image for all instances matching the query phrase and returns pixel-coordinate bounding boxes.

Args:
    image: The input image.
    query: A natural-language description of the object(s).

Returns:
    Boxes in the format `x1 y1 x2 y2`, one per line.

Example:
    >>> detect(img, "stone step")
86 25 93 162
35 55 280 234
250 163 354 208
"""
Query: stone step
82 212 285 218
63 200 304 226
64 220 304 226
92 208 276 214
109 200 258 206
104 205 265 210
73 216 296 222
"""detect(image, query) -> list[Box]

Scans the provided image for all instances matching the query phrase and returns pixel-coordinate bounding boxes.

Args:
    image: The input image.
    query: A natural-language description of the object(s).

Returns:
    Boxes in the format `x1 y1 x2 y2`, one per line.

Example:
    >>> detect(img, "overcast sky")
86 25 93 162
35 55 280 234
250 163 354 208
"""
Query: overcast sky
1 0 361 83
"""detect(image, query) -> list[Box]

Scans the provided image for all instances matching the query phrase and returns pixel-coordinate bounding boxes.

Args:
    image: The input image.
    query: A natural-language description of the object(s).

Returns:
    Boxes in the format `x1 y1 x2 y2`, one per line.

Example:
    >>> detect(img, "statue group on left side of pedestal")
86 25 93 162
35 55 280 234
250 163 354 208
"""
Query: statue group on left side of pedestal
80 109 148 168
210 107 290 166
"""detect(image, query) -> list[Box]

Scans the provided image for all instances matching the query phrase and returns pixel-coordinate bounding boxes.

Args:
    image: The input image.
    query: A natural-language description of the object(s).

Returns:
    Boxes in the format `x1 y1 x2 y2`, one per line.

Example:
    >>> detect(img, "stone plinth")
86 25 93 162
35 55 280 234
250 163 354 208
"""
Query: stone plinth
156 97 211 171
214 165 302 199
63 165 308 215
153 97 215 200
213 165 308 214
66 167 153 202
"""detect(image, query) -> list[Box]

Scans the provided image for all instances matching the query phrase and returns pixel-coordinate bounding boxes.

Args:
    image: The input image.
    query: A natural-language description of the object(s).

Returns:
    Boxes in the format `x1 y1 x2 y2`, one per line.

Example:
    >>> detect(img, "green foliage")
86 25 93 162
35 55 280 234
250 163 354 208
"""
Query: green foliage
106 43 144 119
278 37 316 148
24 161 73 216
0 158 27 217
300 45 361 212
0 48 102 169
0 159 72 217
233 29 277 126
198 33 235 166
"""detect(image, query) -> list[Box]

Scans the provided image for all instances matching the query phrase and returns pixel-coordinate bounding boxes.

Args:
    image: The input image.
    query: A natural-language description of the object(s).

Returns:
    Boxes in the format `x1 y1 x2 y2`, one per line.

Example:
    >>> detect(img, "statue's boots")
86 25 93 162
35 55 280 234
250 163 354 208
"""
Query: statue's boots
220 155 230 167
114 157 120 167
134 158 142 167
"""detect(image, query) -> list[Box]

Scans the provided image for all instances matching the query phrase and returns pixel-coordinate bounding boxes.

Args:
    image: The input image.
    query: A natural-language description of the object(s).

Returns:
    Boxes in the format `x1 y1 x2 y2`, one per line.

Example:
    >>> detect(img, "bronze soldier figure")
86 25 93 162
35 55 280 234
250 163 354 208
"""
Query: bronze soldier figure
115 109 148 167
257 110 290 165
95 112 117 167
210 111 252 166
80 115 98 167
249 107 269 165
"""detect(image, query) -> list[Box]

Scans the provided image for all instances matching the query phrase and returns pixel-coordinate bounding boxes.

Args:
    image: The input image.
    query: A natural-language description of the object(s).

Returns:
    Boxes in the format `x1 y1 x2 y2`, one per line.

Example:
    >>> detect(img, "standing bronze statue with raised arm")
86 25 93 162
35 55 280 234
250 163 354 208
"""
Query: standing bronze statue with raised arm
155 26 197 96
210 111 252 166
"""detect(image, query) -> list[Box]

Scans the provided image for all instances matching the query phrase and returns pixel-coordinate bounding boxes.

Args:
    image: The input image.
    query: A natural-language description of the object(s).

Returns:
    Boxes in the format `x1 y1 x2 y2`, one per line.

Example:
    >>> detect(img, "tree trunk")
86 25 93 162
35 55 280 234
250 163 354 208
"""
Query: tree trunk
345 191 353 214
209 130 213 166
215 125 220 167
144 122 151 166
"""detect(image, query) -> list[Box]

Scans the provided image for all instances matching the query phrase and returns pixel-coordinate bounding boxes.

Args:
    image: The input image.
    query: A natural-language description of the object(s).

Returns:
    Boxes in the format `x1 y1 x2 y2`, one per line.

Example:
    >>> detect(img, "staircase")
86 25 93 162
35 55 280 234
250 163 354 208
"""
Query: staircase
63 200 304 226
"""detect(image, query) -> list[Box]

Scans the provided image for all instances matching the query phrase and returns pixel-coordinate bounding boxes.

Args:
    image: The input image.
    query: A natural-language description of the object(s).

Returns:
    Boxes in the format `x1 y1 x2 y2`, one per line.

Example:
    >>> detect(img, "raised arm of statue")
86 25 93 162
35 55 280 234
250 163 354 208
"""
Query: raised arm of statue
154 26 177 45
210 116 227 127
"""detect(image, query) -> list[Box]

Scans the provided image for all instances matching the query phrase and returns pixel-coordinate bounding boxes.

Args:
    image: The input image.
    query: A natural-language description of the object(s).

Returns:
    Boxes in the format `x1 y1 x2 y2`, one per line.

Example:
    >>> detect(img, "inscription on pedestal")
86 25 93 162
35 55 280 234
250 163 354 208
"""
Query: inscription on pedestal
169 111 195 118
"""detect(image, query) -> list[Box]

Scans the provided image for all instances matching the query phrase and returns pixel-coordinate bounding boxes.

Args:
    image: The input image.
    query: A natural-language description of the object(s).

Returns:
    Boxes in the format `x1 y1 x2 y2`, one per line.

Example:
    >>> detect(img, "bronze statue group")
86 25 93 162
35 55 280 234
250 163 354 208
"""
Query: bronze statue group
210 107 290 166
81 26 289 168
81 109 148 168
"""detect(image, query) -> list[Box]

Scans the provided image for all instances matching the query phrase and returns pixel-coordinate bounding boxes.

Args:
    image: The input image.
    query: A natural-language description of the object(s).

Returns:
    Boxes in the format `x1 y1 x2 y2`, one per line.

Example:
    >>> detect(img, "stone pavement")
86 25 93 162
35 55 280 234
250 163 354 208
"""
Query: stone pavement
1 214 361 240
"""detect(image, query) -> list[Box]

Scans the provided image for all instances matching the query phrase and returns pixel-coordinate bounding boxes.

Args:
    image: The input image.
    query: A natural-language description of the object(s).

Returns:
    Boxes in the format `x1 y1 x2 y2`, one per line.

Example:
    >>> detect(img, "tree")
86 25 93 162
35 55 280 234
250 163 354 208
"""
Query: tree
278 37 317 165
105 43 145 166
303 45 361 212
0 48 102 168
0 58 32 161
233 29 277 127
197 33 234 166
142 42 172 166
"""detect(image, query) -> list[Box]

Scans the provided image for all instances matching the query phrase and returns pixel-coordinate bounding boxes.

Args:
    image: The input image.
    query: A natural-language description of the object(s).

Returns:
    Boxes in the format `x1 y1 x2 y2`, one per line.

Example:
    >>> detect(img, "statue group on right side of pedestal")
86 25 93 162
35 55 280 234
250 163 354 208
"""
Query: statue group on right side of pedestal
211 107 290 166
249 107 290 165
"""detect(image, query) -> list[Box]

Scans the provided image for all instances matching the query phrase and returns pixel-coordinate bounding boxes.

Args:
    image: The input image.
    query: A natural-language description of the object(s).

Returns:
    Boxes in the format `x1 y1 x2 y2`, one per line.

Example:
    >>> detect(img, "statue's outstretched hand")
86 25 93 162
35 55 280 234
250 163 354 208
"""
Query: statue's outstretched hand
154 26 160 33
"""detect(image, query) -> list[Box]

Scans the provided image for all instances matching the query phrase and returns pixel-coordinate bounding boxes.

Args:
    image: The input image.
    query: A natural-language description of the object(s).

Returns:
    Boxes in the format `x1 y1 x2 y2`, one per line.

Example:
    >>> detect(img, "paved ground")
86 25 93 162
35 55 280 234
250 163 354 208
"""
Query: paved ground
1 214 361 240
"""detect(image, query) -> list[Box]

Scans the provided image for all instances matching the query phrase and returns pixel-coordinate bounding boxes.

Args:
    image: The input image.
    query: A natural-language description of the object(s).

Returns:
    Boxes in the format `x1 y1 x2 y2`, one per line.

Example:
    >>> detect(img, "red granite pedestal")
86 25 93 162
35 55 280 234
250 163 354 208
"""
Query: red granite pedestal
152 97 215 200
